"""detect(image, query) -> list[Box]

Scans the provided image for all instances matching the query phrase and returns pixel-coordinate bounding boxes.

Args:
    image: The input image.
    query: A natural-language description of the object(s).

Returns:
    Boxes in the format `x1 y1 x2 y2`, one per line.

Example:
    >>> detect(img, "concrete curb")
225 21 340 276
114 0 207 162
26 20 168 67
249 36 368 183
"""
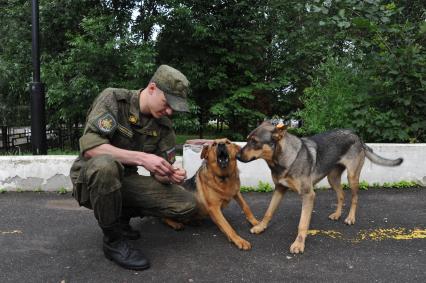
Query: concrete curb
1 143 425 191
183 143 426 188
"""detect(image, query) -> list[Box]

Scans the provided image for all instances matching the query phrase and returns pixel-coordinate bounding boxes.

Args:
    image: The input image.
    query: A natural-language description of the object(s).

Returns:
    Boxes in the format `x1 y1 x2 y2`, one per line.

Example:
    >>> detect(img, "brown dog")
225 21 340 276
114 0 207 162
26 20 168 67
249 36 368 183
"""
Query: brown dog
238 121 403 254
165 138 259 250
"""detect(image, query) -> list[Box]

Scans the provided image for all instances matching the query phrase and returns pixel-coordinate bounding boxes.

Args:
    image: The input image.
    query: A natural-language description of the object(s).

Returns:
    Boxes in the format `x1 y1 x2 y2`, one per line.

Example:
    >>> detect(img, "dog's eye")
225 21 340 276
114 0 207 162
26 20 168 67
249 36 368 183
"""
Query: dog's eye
212 142 217 147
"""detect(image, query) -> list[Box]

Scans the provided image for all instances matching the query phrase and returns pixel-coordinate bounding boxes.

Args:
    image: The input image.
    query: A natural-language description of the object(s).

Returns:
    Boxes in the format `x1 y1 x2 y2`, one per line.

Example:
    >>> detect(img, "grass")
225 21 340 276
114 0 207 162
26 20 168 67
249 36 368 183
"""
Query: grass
0 181 421 194
329 180 419 190
242 180 421 192
34 187 43 193
241 181 274 192
57 187 68 194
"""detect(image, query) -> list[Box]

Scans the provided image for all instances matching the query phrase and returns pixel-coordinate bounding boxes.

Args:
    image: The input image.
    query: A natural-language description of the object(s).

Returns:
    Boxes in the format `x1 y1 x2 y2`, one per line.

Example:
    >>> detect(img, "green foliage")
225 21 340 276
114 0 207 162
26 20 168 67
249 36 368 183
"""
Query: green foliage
43 12 156 126
172 102 201 134
0 0 32 126
156 0 282 136
382 180 419 189
1 0 424 143
57 187 68 194
0 188 6 194
34 187 44 193
340 180 420 190
257 181 274 192
302 0 426 142
241 181 274 192
297 56 369 135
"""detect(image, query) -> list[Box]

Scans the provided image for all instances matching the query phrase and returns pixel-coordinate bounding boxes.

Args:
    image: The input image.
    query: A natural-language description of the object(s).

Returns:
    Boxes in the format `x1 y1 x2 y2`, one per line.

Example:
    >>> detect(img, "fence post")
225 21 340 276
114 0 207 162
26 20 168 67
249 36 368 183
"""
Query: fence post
30 0 47 155
1 126 8 150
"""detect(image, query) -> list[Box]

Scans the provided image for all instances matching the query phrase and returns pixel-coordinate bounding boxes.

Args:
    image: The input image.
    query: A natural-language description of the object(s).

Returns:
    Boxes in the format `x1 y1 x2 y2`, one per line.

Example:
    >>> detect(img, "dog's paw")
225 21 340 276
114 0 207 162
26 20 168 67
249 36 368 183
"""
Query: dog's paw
249 218 260 226
290 241 305 254
234 237 251 250
171 222 185 230
163 218 185 230
344 216 356 225
250 223 267 234
328 212 341 221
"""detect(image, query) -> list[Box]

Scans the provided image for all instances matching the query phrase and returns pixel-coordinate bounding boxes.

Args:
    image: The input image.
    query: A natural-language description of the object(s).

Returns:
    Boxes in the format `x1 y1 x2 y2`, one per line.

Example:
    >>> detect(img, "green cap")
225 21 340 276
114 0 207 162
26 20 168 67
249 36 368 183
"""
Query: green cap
150 65 190 112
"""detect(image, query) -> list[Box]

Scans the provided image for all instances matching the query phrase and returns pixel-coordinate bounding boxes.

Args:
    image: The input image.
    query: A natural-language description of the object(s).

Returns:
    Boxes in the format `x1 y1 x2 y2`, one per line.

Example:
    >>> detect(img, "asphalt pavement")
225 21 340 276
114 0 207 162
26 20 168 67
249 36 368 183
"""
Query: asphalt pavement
1 187 425 283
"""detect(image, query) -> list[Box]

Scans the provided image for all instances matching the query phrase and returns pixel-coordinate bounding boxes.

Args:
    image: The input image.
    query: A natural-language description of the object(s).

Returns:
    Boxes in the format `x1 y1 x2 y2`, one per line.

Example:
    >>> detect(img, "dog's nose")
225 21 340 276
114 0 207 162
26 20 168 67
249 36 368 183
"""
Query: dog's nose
236 152 241 161
217 143 227 157
216 143 229 169
217 143 226 150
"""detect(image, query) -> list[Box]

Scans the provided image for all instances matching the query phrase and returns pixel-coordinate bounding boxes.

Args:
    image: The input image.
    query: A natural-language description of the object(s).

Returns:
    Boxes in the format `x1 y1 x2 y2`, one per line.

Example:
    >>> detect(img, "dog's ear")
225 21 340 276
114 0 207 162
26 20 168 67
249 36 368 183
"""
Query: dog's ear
233 143 241 153
272 123 287 141
200 145 209 159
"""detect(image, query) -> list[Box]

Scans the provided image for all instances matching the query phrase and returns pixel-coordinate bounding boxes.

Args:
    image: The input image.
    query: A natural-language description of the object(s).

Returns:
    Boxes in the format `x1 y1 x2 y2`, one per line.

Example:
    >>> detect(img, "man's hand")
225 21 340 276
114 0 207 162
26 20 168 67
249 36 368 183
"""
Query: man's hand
170 168 186 185
140 153 175 176
154 168 187 185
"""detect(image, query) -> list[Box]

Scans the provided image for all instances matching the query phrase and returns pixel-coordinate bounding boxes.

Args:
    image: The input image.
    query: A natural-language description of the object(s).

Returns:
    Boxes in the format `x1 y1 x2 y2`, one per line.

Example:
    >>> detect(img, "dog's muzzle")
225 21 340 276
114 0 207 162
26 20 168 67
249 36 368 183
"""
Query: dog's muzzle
217 143 230 169
236 147 256 163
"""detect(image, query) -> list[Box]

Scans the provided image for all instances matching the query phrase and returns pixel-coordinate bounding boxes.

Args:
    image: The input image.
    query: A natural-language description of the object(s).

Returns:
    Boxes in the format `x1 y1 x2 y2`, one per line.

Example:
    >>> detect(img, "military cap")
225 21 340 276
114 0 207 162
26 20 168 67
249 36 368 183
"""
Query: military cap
150 65 190 112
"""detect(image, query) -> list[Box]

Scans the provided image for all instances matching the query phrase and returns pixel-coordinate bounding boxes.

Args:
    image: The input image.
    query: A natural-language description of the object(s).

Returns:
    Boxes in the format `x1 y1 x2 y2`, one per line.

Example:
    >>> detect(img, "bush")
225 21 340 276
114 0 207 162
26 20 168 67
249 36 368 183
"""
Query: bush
296 56 414 142
297 56 369 135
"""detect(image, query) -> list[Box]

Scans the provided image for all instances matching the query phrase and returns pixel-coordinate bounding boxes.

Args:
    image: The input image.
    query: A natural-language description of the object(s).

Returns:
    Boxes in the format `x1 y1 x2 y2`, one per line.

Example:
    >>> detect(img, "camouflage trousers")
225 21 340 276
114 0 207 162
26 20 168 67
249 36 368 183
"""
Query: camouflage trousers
70 154 197 228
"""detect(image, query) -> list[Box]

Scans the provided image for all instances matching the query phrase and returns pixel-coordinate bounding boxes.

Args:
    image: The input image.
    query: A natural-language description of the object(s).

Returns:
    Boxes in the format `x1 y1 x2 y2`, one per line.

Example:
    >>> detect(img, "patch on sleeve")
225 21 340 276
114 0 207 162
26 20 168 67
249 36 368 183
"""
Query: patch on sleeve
95 113 117 134
166 147 176 164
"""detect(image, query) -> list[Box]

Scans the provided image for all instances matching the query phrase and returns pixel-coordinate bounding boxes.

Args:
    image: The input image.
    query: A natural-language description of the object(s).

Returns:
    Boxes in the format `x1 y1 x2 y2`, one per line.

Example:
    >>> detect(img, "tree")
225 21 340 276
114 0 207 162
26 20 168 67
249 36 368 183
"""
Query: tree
0 0 32 126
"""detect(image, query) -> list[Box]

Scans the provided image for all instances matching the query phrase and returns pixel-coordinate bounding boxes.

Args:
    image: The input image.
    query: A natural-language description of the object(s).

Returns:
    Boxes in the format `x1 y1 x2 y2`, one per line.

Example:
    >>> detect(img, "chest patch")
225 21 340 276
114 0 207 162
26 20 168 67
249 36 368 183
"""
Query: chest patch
96 113 117 133
129 114 138 125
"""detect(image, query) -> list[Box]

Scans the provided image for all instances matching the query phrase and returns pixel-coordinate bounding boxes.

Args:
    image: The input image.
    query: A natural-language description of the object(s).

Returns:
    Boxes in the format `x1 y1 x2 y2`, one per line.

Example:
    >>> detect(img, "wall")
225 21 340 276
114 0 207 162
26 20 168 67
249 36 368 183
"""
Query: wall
183 143 426 188
0 143 425 191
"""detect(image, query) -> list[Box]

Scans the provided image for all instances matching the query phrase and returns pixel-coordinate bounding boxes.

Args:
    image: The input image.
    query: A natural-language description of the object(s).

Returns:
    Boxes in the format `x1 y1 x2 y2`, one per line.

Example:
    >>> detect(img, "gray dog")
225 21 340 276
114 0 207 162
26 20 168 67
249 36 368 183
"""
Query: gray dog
237 121 403 254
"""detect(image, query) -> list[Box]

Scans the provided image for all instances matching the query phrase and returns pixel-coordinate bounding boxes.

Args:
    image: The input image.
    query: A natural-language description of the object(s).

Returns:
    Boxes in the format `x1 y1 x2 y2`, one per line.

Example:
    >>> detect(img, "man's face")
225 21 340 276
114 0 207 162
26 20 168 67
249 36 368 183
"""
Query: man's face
149 87 173 118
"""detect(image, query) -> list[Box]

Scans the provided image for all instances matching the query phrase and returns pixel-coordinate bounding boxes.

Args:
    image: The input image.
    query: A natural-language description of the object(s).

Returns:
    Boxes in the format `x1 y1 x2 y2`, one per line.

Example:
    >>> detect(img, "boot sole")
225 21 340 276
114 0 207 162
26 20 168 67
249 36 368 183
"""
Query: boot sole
122 234 141 241
104 252 150 270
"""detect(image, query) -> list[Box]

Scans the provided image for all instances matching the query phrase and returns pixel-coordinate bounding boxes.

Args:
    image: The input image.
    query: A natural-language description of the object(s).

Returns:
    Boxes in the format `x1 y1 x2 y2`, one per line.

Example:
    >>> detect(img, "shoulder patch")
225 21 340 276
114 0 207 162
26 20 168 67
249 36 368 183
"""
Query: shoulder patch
112 88 131 101
95 113 117 134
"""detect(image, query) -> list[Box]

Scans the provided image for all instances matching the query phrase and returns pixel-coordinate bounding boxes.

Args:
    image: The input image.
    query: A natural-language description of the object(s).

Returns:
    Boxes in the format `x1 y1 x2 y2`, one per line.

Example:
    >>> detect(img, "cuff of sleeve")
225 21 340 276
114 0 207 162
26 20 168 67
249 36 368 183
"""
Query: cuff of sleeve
79 133 110 154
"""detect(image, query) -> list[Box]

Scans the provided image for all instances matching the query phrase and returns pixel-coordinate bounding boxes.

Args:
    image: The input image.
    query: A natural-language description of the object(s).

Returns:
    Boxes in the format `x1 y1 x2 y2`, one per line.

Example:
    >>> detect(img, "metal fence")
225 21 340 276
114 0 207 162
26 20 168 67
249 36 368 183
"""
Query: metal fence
0 126 82 154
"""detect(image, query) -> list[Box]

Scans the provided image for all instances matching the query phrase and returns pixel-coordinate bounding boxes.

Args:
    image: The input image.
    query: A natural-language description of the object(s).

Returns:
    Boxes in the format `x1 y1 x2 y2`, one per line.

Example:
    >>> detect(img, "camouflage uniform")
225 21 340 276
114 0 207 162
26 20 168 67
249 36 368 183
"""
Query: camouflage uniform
69 87 196 228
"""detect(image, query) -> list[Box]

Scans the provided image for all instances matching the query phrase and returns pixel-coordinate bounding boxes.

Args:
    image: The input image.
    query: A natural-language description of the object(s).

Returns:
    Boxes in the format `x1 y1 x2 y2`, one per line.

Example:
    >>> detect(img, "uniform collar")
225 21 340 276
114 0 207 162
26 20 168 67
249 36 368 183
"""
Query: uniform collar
129 89 158 136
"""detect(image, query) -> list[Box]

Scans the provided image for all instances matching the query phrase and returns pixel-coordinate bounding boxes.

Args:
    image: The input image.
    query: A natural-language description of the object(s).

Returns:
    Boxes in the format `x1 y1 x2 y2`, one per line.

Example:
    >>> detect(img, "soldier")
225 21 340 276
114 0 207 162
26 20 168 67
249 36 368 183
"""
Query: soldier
70 65 197 270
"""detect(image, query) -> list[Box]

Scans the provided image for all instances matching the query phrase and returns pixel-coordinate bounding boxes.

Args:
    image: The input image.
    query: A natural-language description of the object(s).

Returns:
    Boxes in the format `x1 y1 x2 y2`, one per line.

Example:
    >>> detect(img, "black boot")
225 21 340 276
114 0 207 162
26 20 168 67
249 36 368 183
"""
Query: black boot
120 208 141 240
102 225 150 270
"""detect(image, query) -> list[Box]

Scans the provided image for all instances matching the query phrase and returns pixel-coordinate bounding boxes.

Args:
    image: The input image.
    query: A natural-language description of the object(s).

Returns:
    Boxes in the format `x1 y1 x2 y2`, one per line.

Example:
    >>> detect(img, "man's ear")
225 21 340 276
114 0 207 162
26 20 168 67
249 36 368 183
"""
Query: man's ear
148 82 157 94
200 145 209 159
272 123 287 141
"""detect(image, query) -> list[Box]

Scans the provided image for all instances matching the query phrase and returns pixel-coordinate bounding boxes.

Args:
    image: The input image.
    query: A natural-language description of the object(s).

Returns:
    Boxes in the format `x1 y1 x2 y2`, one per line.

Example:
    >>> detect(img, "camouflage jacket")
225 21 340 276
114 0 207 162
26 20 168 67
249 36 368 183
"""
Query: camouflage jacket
71 87 176 176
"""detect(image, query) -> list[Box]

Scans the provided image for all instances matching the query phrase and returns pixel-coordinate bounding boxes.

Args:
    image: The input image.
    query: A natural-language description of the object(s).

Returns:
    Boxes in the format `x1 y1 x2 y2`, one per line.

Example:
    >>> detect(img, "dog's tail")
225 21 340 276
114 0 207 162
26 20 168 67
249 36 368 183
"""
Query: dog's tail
363 144 403 167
